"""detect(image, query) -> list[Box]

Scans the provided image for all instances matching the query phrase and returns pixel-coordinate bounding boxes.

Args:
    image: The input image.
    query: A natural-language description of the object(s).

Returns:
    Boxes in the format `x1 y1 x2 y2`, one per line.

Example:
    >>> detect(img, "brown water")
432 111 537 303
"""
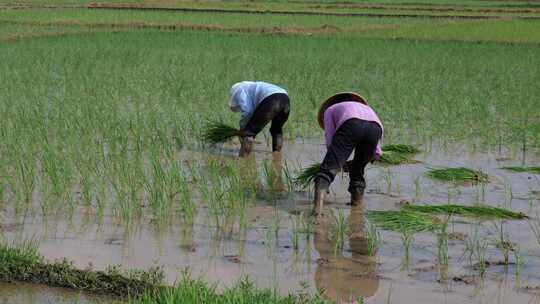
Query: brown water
1 139 540 303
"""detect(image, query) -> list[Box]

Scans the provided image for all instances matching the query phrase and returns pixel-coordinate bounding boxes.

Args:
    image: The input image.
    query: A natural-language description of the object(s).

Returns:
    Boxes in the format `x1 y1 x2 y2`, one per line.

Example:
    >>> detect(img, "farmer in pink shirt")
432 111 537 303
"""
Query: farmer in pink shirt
313 92 383 214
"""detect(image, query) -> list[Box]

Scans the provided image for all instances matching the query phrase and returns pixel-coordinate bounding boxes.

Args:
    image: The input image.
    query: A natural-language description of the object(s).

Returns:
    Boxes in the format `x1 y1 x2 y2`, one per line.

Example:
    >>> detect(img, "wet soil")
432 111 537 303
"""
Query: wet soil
0 282 121 303
1 139 540 303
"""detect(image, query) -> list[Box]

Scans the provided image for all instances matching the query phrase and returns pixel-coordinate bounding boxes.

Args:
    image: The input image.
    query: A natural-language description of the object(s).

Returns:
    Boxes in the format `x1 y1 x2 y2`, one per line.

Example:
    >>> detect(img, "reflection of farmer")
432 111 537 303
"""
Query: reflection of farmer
314 204 379 302
229 81 290 157
313 92 383 214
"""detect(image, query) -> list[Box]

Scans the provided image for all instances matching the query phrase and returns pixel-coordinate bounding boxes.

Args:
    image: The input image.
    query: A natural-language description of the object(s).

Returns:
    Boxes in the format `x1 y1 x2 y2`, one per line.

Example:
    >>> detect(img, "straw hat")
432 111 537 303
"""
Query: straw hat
317 92 368 129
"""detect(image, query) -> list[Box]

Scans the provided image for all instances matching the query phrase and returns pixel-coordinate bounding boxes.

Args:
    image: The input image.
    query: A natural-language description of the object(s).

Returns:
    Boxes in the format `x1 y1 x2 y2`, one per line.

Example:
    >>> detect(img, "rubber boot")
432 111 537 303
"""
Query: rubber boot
349 180 366 206
272 133 283 152
239 136 254 157
313 178 330 216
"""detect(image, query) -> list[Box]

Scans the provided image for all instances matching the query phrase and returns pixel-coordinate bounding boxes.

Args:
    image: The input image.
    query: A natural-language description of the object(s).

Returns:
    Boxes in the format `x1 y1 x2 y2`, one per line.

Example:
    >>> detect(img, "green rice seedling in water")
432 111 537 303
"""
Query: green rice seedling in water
14 152 36 204
502 166 540 174
291 215 301 251
382 144 420 155
413 175 422 201
366 210 442 233
282 160 296 193
503 178 514 207
202 121 240 144
378 151 414 165
382 168 393 194
328 208 349 254
464 225 488 277
492 221 514 266
528 214 540 248
401 204 527 220
401 231 414 270
437 216 450 266
427 167 489 183
366 220 381 257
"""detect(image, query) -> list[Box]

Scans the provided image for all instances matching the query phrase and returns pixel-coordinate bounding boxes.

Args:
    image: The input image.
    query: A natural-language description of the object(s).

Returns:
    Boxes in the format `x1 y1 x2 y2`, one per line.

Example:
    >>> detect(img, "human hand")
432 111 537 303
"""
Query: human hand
343 160 353 172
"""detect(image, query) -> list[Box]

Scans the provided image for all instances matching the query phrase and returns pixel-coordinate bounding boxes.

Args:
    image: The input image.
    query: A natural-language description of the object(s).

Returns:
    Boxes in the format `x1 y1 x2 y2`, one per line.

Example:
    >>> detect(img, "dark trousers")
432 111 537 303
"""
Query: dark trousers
243 93 290 151
317 118 382 192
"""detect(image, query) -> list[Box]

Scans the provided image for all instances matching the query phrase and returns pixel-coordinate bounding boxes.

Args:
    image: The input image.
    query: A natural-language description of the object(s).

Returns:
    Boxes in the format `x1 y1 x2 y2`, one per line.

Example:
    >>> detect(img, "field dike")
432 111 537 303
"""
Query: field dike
87 3 540 20
0 241 164 297
0 240 330 303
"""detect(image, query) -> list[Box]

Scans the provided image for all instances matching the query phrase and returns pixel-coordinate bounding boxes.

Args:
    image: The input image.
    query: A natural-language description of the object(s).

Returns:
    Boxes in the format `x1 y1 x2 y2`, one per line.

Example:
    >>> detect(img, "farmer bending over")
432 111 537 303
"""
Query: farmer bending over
313 92 383 215
230 81 290 157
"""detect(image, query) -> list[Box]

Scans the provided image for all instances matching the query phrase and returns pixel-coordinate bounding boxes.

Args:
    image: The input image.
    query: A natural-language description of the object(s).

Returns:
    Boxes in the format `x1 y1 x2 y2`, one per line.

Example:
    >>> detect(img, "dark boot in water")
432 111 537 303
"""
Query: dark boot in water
349 181 366 206
313 178 330 216
239 136 254 157
272 133 283 152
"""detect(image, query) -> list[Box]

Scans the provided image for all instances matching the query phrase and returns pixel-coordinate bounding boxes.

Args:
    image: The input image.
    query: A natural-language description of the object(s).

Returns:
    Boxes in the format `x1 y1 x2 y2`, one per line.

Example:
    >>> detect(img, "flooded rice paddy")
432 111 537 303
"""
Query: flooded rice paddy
1 139 540 303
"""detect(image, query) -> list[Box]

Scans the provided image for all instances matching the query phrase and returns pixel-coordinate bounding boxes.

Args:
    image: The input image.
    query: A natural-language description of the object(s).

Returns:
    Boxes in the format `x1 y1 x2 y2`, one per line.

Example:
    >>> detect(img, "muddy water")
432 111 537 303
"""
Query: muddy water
1 139 540 303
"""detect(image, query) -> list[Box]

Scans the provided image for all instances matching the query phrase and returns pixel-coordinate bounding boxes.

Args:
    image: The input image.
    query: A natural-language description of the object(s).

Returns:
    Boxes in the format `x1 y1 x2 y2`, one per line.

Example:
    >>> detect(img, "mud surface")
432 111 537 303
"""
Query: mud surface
0 282 121 303
1 139 540 303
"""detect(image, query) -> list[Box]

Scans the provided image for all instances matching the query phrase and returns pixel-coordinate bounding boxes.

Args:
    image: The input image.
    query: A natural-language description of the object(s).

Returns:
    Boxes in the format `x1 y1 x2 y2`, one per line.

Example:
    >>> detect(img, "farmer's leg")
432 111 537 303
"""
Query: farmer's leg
348 121 383 205
241 93 287 156
313 120 359 215
268 94 290 152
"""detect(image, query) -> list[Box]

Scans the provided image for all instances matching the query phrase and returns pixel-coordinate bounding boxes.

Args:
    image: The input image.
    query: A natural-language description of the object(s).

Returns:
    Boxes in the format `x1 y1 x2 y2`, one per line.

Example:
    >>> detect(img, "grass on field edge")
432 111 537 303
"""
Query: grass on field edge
0 240 164 297
0 241 330 303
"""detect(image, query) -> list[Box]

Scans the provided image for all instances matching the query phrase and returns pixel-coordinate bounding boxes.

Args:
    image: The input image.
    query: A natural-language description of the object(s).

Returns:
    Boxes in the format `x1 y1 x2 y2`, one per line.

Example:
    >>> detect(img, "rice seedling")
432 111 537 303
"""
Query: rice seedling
328 208 349 253
437 216 450 266
365 220 381 257
381 144 420 155
366 210 442 233
401 204 528 220
382 168 393 194
464 225 488 277
202 121 240 144
491 221 517 266
401 231 414 270
282 160 296 193
413 175 422 201
528 214 540 248
426 167 489 183
501 166 540 174
378 151 416 165
294 163 321 190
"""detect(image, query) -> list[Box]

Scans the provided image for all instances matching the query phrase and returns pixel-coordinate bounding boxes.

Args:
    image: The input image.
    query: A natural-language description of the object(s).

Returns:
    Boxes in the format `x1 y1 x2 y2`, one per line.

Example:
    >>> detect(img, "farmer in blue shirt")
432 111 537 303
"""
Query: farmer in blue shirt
230 81 290 157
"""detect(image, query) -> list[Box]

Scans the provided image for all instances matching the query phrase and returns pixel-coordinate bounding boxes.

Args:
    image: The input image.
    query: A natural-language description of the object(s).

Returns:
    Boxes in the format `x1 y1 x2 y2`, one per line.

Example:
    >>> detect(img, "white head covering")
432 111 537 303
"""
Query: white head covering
229 81 252 112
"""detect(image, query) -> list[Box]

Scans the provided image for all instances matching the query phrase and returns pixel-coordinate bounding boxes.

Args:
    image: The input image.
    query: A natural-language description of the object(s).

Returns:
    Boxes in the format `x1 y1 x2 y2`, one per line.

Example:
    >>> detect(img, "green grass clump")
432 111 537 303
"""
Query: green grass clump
0 241 164 297
294 163 321 189
133 274 328 304
366 210 442 233
402 204 528 219
426 167 488 183
501 166 540 174
202 121 240 144
382 144 420 154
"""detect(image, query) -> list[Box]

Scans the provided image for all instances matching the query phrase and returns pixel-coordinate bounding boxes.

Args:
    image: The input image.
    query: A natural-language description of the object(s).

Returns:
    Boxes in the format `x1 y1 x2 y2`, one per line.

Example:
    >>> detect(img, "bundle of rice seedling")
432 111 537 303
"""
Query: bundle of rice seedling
501 166 540 174
294 163 321 189
382 144 420 155
366 210 442 233
426 167 488 183
202 121 240 144
402 204 528 220
378 150 415 165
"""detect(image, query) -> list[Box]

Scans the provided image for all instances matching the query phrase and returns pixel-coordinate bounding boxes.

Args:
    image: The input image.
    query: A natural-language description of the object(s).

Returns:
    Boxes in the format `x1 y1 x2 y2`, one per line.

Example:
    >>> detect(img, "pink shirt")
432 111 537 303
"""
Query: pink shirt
324 101 384 157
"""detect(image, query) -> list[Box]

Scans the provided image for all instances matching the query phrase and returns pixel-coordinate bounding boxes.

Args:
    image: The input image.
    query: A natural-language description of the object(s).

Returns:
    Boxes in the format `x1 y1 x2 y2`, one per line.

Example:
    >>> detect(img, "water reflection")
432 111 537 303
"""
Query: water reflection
314 204 379 303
